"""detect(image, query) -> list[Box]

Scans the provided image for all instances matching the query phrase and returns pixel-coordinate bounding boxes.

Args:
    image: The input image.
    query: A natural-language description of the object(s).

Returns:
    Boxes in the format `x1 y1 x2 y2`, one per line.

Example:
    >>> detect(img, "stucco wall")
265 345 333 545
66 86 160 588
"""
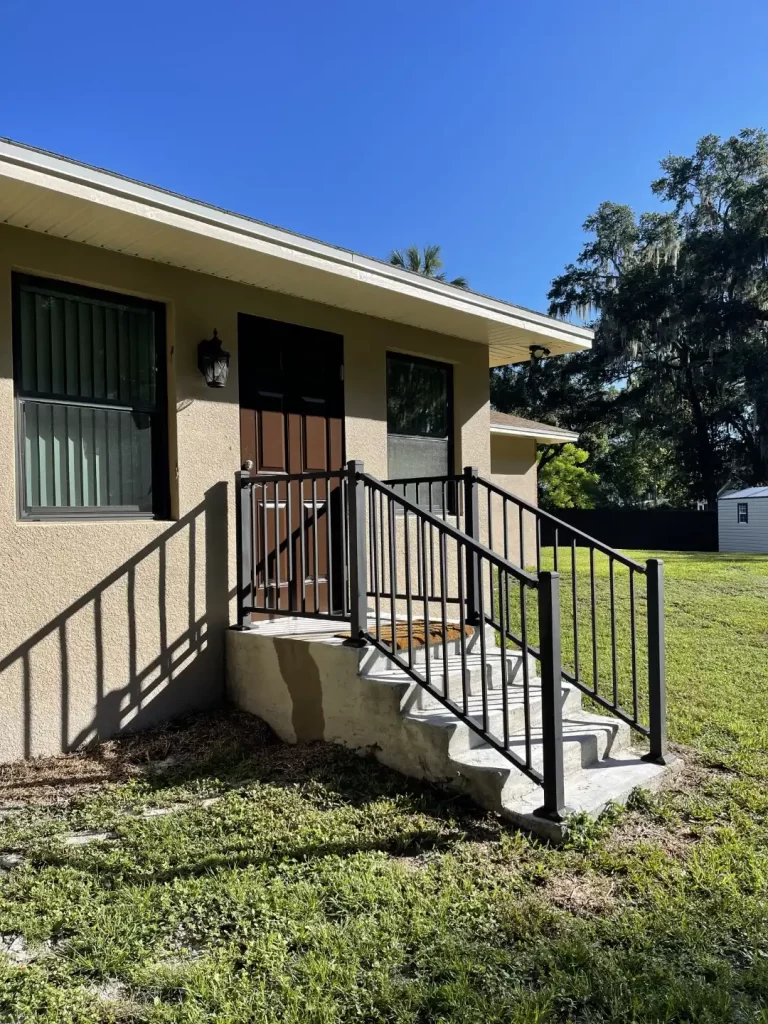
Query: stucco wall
0 223 491 760
489 434 538 568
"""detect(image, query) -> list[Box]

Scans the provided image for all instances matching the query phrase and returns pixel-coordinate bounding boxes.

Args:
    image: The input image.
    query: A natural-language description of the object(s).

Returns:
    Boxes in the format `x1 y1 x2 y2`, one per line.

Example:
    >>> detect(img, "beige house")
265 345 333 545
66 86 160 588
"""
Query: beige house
0 138 589 762
0 139 675 834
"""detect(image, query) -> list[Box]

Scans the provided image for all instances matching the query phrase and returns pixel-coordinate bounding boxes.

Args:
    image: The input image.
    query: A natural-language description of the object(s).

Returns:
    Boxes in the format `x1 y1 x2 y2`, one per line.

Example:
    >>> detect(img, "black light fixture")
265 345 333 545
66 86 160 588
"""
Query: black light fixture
529 344 551 362
197 329 230 388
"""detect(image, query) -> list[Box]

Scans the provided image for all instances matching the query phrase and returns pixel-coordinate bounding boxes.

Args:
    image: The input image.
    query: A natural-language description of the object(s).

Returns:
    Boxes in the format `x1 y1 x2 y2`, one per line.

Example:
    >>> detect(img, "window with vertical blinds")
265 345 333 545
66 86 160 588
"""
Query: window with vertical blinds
13 275 169 519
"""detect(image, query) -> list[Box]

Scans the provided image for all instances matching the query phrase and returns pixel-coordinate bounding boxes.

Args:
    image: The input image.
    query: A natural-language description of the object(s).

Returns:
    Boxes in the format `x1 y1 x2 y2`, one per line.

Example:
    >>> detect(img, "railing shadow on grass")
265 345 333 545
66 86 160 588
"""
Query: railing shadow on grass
0 482 232 761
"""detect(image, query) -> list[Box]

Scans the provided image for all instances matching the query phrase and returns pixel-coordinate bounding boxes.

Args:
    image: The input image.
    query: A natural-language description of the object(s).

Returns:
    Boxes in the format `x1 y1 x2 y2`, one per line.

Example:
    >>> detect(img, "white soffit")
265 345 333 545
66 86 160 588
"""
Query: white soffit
0 139 593 366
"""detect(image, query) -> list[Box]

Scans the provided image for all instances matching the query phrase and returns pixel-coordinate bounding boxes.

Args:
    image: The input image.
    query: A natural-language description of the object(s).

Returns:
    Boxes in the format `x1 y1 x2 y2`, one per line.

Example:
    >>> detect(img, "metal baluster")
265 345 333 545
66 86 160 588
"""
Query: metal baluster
326 474 333 615
274 480 282 610
519 505 525 568
340 475 348 617
286 477 294 612
553 528 559 572
420 515 431 692
609 558 618 709
388 496 397 654
416 501 423 600
571 537 580 683
629 567 638 723
503 498 509 562
487 487 494 620
262 481 270 609
370 489 381 641
404 508 414 669
590 546 598 695
477 559 489 734
498 568 510 750
457 539 469 716
379 490 386 599
299 479 307 615
429 509 435 600
312 479 320 612
536 517 542 575
520 582 532 769
439 529 449 699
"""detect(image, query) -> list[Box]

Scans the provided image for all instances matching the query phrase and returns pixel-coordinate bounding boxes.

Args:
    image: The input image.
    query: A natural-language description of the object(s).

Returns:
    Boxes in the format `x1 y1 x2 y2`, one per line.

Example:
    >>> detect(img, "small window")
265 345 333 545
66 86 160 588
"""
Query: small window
737 502 749 524
13 274 169 520
386 352 453 509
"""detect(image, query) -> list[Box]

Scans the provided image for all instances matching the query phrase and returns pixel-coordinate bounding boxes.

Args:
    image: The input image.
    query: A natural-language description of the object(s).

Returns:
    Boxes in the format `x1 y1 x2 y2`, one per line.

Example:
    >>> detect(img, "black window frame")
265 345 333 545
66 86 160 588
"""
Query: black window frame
737 502 749 524
12 273 170 522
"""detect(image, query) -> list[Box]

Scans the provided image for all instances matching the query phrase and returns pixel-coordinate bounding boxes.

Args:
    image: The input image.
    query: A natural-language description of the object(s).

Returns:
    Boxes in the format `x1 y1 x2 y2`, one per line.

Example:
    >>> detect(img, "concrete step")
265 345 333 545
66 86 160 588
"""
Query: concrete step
449 739 677 841
355 634 677 841
362 649 539 710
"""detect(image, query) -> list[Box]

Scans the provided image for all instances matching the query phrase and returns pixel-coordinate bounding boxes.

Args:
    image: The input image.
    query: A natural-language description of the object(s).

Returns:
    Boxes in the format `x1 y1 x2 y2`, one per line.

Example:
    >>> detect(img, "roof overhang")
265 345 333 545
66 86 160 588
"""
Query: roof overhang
490 422 579 444
0 139 592 367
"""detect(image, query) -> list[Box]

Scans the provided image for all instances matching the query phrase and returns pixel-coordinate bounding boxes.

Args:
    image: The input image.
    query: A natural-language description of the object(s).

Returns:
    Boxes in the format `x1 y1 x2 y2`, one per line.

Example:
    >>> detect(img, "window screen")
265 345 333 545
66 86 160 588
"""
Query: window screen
14 275 168 519
386 353 452 507
737 502 748 524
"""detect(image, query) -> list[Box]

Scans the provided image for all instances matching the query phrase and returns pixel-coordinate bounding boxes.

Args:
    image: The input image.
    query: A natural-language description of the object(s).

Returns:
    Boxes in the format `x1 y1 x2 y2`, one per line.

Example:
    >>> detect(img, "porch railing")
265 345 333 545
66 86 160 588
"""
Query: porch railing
235 461 668 819
235 468 349 620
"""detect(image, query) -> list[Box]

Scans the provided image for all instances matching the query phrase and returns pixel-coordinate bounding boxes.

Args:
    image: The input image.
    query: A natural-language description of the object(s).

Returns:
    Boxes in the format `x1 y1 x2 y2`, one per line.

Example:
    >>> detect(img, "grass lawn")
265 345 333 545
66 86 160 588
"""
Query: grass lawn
1 551 767 1022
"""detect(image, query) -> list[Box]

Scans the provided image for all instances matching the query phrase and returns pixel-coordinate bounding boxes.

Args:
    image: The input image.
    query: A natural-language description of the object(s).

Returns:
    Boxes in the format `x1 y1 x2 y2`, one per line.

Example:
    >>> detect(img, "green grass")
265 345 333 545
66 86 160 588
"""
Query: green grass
1 551 768 1022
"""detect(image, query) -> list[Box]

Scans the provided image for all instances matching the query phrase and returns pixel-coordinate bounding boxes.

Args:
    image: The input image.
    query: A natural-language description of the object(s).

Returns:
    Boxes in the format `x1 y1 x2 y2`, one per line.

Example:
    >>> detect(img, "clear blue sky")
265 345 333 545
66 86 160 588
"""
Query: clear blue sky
1 0 767 313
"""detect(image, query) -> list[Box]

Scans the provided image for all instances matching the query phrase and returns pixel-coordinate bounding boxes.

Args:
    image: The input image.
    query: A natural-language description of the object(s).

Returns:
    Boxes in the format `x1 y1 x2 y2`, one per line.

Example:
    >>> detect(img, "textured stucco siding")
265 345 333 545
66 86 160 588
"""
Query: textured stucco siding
718 498 768 553
489 434 538 567
0 223 491 760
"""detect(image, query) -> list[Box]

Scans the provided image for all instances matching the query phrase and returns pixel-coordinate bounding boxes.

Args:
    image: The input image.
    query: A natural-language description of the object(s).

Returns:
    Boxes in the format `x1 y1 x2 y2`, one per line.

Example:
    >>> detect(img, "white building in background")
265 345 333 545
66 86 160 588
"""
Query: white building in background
718 487 768 553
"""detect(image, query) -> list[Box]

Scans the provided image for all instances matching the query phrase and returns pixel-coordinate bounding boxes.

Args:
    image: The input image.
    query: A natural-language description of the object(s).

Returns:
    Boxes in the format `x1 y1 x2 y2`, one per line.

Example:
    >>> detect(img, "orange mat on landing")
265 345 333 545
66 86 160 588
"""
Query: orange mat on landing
335 621 474 651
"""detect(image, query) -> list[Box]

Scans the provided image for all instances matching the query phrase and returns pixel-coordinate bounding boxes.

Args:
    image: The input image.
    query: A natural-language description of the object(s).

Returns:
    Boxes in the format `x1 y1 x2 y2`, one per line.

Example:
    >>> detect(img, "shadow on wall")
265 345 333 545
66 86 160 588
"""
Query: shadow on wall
1 482 232 761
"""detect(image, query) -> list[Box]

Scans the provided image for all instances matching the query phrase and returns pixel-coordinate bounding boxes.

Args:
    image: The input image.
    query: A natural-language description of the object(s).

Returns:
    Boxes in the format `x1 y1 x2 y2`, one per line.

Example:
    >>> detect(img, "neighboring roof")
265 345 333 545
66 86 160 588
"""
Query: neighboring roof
0 138 593 367
490 411 580 444
719 486 768 500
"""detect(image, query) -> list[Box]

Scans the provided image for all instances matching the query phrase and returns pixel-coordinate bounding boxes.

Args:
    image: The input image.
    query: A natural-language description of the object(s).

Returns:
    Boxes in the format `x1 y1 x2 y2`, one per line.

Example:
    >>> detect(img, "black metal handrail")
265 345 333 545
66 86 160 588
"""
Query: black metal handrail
372 468 667 762
348 463 567 819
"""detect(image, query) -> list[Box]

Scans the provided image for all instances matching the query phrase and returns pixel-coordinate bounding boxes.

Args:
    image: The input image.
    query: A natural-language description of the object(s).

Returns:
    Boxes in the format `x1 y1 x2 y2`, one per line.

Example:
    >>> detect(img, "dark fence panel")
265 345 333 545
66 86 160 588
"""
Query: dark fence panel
540 509 717 552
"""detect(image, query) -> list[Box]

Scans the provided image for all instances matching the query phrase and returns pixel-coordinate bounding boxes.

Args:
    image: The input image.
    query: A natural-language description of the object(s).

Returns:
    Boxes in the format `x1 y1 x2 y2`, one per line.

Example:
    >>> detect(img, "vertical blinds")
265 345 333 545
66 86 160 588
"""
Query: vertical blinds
17 281 160 513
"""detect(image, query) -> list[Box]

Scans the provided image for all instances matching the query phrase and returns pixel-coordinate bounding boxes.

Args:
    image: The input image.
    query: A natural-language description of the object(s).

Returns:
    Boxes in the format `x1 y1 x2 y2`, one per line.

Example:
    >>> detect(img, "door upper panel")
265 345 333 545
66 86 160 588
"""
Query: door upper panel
238 314 344 475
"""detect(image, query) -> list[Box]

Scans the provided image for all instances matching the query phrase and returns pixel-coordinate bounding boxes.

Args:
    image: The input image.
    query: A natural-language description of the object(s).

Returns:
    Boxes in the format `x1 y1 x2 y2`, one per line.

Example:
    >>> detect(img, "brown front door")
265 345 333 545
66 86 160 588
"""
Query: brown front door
238 314 344 615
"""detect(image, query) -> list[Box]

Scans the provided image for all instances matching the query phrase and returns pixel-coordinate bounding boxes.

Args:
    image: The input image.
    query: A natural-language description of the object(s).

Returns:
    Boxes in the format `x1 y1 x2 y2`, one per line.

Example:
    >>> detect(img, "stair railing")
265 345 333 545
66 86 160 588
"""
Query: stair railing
348 460 567 821
385 468 667 764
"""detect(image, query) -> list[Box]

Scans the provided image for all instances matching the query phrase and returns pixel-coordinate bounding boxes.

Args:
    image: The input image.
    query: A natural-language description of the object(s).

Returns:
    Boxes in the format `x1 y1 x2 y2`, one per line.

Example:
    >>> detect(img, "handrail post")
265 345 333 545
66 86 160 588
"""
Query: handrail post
235 470 253 629
644 558 669 762
535 571 567 821
463 466 481 625
347 459 368 645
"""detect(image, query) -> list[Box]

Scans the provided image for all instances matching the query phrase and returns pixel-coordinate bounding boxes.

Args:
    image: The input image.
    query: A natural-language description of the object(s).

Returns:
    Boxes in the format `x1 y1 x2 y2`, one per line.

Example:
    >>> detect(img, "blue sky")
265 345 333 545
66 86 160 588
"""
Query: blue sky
1 0 767 313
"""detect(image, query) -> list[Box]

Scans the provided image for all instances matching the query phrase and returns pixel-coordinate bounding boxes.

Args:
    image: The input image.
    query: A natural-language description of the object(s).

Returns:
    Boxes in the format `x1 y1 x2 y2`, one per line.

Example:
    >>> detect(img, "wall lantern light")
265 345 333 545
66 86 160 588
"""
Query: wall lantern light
197 329 230 388
529 344 551 362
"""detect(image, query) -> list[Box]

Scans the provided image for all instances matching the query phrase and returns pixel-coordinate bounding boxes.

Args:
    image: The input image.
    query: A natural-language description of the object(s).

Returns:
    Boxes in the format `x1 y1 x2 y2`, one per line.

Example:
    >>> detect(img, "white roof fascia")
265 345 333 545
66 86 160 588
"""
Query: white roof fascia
490 423 580 444
0 139 593 361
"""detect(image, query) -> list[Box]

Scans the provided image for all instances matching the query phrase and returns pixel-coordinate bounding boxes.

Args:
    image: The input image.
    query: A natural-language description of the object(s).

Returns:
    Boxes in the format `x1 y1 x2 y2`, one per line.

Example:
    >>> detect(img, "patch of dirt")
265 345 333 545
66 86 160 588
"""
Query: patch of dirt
543 871 619 915
606 750 723 857
0 709 276 806
0 933 54 963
